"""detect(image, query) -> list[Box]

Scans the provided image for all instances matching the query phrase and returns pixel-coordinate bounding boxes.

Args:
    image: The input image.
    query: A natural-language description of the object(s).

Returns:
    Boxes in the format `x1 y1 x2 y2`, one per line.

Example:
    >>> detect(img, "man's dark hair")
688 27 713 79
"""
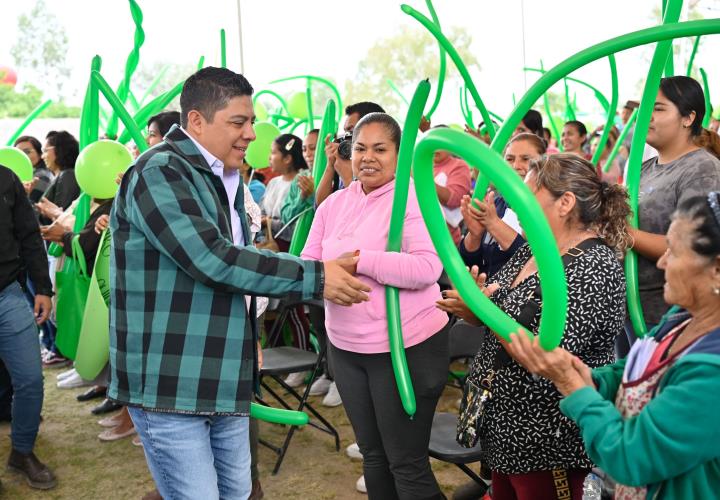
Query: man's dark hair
148 111 181 136
46 130 79 170
180 67 254 127
345 101 385 119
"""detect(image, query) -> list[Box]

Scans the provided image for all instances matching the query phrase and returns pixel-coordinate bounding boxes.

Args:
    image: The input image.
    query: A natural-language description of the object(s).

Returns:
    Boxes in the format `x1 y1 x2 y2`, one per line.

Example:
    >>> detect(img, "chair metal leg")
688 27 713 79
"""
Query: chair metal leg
456 463 489 490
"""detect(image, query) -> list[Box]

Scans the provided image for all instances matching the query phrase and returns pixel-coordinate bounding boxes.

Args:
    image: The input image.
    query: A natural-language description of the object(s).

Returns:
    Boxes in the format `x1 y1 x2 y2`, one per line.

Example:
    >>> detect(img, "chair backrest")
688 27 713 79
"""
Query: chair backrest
449 321 484 361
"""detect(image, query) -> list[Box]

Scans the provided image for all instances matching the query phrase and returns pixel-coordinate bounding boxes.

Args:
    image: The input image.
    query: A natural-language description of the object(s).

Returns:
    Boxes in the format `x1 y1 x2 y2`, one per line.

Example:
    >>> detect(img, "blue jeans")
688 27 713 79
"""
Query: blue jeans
128 407 251 500
0 282 44 453
23 277 57 354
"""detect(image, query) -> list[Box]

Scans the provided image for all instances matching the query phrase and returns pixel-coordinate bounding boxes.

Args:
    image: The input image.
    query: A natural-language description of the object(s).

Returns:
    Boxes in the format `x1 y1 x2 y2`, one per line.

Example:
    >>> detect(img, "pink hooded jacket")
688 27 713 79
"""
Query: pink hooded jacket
301 179 448 354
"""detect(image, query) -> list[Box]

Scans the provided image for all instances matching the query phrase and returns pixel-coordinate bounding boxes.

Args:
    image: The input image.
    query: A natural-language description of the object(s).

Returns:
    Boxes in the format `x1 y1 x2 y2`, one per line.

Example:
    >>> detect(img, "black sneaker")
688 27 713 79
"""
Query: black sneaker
6 449 57 490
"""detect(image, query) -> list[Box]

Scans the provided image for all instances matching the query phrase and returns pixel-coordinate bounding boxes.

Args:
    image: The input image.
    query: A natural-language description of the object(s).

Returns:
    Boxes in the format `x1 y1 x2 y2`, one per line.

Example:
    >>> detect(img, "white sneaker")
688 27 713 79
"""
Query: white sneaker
356 475 367 494
346 442 363 460
283 371 308 388
56 367 77 381
308 374 332 396
57 371 92 389
322 381 342 407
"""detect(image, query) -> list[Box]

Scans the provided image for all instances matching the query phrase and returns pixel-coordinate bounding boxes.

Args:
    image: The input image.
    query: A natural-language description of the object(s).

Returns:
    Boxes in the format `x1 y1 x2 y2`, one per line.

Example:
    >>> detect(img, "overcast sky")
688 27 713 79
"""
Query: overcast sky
2 0 720 126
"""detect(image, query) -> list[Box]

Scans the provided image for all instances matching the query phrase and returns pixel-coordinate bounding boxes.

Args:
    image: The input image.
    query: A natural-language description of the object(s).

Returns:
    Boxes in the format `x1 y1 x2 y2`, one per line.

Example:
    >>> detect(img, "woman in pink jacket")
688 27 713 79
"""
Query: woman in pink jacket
302 113 449 499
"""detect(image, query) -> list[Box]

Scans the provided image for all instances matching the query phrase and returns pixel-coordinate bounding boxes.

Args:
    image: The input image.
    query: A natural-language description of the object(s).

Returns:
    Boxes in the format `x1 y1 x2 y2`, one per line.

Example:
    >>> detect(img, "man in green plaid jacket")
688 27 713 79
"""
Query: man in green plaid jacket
109 67 369 499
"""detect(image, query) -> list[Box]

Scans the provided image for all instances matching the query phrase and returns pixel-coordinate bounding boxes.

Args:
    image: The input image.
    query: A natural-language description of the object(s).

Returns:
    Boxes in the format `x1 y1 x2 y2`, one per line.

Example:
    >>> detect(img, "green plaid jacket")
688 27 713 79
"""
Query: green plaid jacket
108 125 323 415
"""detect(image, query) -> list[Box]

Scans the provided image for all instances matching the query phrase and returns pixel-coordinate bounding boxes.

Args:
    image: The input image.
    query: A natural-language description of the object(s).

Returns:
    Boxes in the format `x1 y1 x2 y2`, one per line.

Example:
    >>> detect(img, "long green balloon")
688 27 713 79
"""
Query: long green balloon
287 99 336 257
117 80 184 144
525 67 611 114
388 79 411 107
386 80 431 418
603 108 638 173
662 0 675 77
106 0 145 138
536 61 563 152
87 56 102 147
591 55 619 166
415 129 568 350
424 0 446 119
250 403 309 426
479 18 720 197
686 35 701 77
270 76 343 124
254 90 290 116
6 99 52 147
220 28 227 68
402 4 495 139
138 64 169 108
700 68 712 128
563 79 577 121
92 71 148 153
459 87 474 129
623 0 683 337
197 55 205 70
305 81 314 131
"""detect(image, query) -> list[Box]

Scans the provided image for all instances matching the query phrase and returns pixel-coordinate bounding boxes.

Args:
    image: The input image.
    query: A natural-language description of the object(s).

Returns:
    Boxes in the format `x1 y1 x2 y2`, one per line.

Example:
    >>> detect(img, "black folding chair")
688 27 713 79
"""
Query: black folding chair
447 320 484 388
429 412 488 493
257 298 340 474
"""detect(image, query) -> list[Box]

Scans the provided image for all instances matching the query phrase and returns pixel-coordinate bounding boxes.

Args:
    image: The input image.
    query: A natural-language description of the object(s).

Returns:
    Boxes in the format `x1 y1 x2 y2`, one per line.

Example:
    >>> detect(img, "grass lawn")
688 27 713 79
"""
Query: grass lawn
0 366 473 499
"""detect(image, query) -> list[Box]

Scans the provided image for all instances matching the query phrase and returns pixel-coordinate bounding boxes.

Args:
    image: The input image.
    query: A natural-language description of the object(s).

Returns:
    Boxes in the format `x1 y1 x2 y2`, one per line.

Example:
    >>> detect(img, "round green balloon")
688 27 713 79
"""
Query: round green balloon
287 91 309 120
75 140 133 199
0 147 33 182
246 122 281 169
255 101 269 122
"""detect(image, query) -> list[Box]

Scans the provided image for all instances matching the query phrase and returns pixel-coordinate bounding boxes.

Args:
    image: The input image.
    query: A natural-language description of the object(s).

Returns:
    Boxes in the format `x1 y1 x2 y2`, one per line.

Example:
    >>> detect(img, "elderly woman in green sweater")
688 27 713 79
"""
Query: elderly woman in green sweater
506 193 720 499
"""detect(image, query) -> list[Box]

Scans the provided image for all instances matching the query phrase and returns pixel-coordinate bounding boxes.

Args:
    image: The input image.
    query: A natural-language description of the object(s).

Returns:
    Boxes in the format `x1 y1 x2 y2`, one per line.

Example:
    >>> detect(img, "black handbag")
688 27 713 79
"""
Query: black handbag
456 238 603 448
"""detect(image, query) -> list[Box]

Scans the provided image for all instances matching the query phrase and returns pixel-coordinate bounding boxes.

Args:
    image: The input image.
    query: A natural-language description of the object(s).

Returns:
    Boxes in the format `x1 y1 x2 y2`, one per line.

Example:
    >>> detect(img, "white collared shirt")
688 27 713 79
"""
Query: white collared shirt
180 127 244 246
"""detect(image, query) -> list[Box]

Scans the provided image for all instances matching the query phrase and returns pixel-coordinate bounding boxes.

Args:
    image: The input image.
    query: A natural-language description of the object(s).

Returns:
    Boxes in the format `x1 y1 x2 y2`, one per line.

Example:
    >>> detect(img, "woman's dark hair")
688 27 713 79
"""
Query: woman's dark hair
530 153 632 256
543 127 553 140
46 130 79 170
274 134 307 172
507 132 547 156
564 120 588 139
522 110 544 137
674 193 720 259
352 112 402 152
148 111 181 137
13 135 46 168
659 76 705 137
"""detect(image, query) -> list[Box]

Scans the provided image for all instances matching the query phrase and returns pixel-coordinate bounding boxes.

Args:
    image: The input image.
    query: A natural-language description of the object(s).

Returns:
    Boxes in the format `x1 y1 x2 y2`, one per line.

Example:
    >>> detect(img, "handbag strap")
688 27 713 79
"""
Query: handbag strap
71 234 88 279
492 237 605 371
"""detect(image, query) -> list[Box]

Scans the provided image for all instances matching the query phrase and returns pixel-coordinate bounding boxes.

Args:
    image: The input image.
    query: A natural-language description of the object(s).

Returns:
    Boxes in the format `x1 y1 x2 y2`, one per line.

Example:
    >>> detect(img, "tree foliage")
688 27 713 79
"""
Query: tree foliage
344 25 479 116
10 0 71 99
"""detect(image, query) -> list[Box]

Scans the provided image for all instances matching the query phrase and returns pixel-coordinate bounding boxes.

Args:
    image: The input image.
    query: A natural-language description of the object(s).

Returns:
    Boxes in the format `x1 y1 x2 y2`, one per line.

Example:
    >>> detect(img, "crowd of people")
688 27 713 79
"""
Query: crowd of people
1 65 720 500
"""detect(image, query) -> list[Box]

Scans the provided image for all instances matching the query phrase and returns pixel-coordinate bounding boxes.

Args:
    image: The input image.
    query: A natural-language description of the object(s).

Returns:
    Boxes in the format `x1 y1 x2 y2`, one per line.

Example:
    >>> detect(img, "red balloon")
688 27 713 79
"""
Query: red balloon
0 66 18 87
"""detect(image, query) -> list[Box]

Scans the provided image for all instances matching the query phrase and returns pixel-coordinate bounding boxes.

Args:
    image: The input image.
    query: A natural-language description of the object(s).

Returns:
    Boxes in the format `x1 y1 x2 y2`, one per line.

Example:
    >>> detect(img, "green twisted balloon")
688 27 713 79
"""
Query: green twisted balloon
220 28 227 68
92 70 148 153
6 99 52 146
591 55 619 167
401 4 495 139
106 0 145 138
385 79 431 417
250 403 308 426
603 108 638 174
270 76 343 123
287 99 337 256
700 68 711 128
623 0 683 337
117 79 184 145
414 128 568 350
686 35 701 77
424 0 446 119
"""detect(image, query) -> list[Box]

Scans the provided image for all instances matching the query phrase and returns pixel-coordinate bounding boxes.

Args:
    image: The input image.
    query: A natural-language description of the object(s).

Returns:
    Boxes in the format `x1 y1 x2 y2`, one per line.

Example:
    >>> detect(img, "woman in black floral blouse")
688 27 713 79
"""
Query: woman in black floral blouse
438 153 631 500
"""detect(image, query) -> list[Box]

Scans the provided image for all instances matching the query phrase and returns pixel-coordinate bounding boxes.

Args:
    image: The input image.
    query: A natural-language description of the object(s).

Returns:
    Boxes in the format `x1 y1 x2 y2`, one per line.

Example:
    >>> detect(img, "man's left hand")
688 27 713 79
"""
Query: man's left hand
34 295 52 325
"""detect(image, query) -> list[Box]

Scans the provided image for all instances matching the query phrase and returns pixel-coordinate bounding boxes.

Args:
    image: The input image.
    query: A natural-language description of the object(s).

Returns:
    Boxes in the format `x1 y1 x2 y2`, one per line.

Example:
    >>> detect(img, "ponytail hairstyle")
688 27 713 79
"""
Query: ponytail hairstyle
695 128 720 160
530 153 632 257
273 134 308 172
